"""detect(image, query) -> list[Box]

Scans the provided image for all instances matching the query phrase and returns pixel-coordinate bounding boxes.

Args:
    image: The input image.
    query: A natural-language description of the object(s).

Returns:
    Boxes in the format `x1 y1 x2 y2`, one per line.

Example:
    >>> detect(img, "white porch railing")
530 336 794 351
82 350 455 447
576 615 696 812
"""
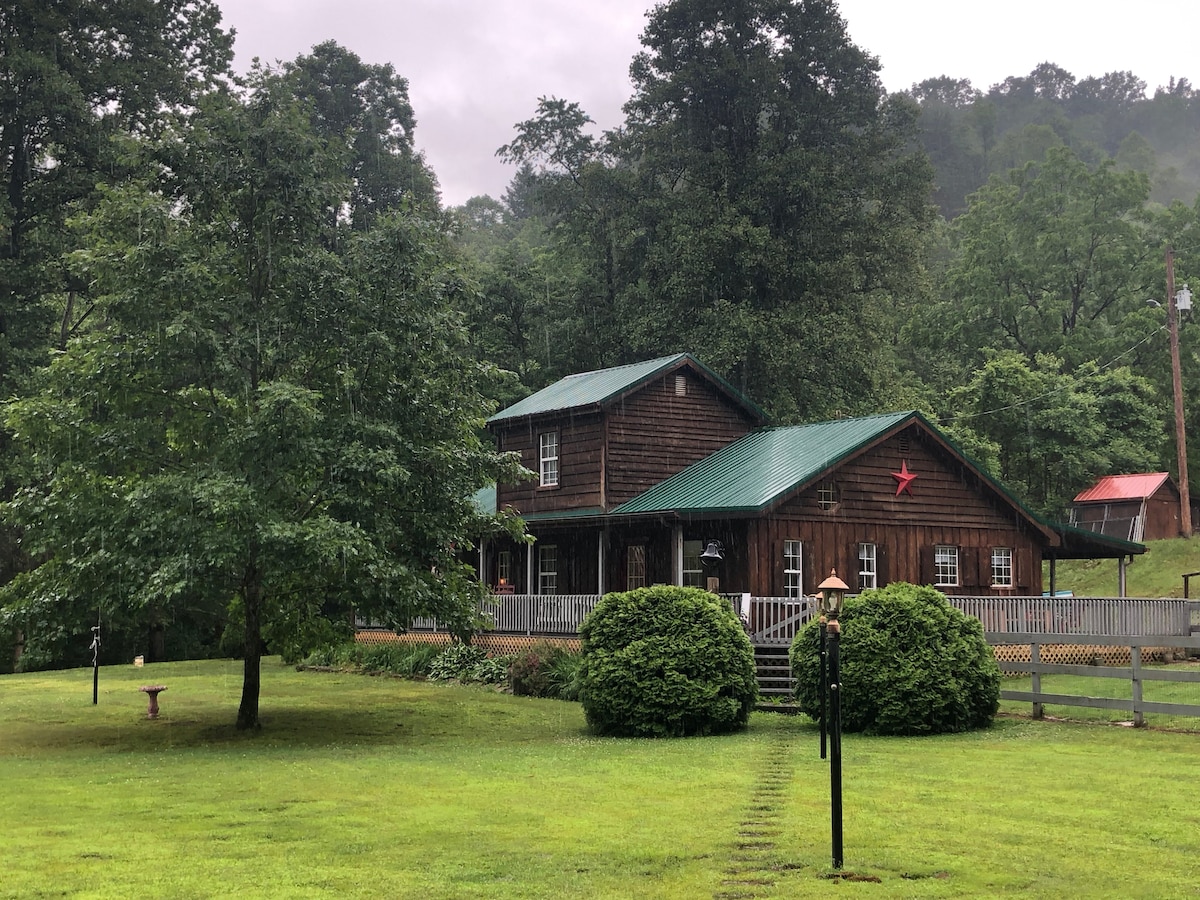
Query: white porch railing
947 595 1196 637
358 594 1200 643
743 595 820 645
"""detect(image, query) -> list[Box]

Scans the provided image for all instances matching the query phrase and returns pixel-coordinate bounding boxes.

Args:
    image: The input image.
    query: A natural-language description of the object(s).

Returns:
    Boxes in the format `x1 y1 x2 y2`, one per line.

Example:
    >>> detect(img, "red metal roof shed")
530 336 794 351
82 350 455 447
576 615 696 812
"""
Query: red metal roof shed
1073 473 1172 503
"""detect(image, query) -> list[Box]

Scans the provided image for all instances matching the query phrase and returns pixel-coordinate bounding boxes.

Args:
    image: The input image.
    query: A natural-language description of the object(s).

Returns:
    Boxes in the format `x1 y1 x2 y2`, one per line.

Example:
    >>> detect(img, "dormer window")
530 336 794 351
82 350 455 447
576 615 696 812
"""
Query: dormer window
539 431 559 487
817 481 839 511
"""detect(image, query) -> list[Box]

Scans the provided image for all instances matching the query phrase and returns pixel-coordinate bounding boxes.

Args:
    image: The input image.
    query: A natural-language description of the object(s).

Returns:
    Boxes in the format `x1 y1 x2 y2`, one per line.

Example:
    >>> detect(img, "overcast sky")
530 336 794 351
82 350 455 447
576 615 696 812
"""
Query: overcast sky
213 0 1200 206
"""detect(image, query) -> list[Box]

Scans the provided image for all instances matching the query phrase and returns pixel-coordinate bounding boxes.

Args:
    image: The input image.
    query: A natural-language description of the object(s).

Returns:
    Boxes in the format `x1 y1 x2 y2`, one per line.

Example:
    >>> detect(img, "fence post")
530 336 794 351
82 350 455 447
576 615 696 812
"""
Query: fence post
1131 645 1144 728
1030 642 1044 719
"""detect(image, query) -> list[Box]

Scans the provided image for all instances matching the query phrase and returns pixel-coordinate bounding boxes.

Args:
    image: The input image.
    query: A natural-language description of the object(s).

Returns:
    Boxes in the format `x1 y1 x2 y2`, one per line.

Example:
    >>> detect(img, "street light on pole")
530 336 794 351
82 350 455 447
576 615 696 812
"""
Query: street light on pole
817 568 849 870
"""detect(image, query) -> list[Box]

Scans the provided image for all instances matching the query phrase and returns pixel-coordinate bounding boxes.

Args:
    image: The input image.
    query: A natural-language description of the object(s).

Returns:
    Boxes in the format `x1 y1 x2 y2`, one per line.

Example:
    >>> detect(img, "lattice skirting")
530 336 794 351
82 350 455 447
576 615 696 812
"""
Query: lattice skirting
355 630 581 656
992 644 1177 667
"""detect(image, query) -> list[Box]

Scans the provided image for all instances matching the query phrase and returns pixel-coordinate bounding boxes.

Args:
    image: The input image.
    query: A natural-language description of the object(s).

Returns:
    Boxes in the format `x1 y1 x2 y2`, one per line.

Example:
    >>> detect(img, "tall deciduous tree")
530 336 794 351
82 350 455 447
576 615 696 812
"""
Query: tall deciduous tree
943 352 1162 517
0 0 232 384
943 147 1156 371
1 71 523 728
284 41 440 226
499 0 935 420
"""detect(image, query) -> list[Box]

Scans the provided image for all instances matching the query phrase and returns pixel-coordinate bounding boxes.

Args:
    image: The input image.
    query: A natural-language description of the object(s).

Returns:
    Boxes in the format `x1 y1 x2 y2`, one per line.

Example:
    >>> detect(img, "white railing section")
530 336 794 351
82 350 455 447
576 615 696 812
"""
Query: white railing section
947 596 1196 637
358 594 1200 642
744 595 820 646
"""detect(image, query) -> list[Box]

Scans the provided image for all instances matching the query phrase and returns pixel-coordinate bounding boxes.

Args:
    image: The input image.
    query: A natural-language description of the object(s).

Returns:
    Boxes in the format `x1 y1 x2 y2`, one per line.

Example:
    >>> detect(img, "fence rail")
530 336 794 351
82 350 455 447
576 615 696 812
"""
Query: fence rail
990 632 1200 725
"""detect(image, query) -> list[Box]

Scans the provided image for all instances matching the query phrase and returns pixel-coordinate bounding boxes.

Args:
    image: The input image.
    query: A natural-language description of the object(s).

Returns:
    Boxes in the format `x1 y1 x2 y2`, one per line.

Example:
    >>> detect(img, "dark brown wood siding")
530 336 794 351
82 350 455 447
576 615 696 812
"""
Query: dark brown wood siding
604 371 757 507
743 428 1045 597
494 412 604 515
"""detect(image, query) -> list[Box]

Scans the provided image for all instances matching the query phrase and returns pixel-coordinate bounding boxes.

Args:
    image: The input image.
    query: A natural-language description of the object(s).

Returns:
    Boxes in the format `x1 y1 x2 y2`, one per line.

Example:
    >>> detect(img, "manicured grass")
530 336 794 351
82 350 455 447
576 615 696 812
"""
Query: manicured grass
3 658 1200 898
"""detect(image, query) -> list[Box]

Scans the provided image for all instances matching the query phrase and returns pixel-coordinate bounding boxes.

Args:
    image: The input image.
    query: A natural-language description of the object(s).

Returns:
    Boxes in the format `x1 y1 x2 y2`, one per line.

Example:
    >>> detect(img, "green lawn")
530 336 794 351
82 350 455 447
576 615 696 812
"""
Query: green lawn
3 659 1200 898
1050 534 1200 598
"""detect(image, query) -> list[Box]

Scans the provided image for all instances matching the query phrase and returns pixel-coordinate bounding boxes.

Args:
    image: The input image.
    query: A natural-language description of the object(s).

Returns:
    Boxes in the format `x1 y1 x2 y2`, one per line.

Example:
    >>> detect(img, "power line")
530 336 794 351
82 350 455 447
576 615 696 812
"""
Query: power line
939 322 1168 425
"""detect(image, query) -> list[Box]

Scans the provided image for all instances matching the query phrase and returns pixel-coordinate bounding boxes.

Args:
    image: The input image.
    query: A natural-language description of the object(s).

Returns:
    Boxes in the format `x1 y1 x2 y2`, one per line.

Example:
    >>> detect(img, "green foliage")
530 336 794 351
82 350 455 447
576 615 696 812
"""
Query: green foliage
791 583 999 736
301 641 441 677
0 62 526 729
489 0 935 421
578 586 757 737
508 642 582 700
545 649 584 702
910 64 1200 217
942 351 1161 517
428 643 511 684
359 643 441 677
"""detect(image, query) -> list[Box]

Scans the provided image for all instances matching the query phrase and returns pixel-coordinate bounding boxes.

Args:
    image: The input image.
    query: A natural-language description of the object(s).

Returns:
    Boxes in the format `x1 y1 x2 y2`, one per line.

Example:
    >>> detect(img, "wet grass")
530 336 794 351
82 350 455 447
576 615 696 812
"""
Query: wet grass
3 658 1200 897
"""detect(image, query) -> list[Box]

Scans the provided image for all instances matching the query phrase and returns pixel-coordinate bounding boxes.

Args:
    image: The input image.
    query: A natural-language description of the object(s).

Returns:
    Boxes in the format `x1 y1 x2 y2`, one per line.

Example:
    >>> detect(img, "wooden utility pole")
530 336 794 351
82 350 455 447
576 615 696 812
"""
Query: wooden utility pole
1167 246 1193 537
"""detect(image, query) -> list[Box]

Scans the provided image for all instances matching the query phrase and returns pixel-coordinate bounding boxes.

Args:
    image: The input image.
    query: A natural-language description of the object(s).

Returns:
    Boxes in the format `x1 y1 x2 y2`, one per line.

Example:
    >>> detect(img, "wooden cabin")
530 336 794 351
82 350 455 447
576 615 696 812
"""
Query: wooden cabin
1070 473 1183 541
480 354 1142 599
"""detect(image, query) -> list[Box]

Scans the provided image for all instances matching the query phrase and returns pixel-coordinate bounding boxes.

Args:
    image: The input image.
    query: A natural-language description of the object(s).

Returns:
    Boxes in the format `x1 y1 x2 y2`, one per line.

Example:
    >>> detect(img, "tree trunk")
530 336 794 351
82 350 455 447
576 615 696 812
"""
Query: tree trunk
236 567 263 730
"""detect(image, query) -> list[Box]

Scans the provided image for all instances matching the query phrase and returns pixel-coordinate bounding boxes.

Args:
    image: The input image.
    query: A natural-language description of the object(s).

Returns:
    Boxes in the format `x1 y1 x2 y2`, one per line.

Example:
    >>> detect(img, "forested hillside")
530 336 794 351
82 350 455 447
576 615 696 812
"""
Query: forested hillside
909 66 1200 218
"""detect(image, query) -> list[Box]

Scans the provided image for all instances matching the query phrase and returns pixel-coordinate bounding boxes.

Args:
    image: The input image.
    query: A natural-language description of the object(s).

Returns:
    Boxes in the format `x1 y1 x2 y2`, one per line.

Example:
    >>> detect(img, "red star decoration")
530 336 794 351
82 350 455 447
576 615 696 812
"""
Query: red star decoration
891 460 918 497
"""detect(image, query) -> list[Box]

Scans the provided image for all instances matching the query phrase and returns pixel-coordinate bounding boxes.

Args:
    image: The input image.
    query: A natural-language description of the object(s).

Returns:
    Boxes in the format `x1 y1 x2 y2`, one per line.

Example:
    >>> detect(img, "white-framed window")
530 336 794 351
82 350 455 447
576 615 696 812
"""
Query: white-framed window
992 547 1013 587
784 540 803 598
539 431 559 487
817 482 839 511
682 540 704 588
497 550 512 587
858 542 877 591
627 545 647 590
538 544 558 595
934 545 959 587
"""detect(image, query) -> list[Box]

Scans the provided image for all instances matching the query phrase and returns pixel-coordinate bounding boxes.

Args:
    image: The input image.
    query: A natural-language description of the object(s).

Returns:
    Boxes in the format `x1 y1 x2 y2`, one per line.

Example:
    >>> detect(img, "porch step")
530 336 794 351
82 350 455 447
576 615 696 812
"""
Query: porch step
753 644 794 698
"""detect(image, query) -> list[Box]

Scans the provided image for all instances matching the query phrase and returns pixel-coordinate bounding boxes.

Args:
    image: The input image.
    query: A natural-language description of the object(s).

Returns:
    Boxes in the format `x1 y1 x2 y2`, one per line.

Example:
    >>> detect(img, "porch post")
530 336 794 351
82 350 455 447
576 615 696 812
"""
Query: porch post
1048 557 1057 598
527 540 536 595
1118 555 1128 598
478 541 486 587
672 525 683 586
597 529 606 595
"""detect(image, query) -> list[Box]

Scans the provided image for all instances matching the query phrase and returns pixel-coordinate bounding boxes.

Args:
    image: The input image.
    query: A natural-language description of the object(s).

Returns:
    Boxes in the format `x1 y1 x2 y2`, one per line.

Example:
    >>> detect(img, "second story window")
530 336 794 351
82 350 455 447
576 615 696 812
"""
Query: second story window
539 431 559 487
817 481 839 511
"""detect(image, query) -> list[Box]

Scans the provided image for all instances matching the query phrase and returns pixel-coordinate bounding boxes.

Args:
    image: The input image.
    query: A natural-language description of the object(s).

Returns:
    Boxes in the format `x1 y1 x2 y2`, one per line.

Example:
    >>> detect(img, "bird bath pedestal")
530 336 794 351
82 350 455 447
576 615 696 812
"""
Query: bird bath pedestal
139 685 167 719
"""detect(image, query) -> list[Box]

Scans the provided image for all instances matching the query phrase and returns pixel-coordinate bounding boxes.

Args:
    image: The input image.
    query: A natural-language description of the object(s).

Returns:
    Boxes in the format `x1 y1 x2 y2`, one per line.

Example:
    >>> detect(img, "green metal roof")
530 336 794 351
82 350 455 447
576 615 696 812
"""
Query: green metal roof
486 353 766 425
613 411 915 515
1046 521 1146 558
472 485 497 515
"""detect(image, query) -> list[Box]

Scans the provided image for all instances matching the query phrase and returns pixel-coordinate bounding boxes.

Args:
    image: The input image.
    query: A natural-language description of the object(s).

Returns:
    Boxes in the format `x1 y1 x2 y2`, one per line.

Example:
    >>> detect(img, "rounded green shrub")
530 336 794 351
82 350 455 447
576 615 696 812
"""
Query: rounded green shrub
579 586 758 737
791 582 999 736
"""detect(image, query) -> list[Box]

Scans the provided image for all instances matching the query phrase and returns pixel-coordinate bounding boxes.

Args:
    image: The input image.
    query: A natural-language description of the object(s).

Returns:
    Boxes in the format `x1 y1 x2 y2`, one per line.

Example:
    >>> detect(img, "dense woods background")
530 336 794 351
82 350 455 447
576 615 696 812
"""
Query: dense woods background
3 0 1200 686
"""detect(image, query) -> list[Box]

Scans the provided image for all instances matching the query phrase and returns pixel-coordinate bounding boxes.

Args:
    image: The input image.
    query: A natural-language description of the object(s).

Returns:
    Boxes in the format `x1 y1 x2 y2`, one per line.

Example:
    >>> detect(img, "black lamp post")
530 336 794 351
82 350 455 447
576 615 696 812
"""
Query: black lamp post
817 568 848 870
